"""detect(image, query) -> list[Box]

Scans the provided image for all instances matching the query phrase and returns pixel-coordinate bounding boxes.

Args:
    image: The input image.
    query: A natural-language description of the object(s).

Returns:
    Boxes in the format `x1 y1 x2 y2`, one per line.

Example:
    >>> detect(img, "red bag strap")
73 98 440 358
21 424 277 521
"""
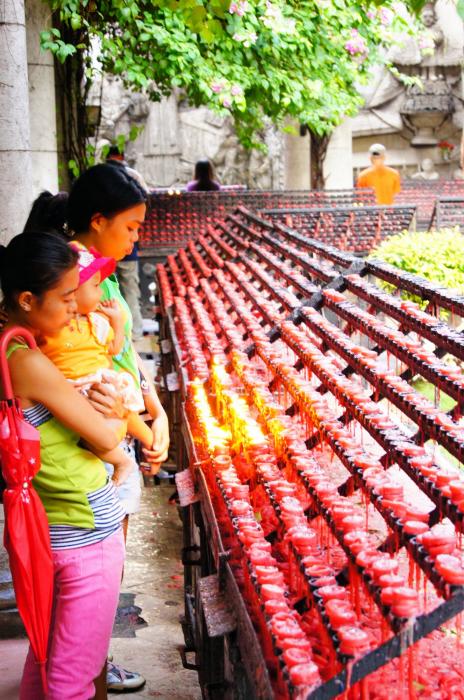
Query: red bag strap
0 327 37 401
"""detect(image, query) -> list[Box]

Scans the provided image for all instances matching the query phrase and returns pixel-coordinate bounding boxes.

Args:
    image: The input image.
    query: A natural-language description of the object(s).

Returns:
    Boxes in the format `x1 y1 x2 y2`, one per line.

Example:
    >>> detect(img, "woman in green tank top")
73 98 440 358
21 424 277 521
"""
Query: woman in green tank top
0 232 129 699
25 163 170 695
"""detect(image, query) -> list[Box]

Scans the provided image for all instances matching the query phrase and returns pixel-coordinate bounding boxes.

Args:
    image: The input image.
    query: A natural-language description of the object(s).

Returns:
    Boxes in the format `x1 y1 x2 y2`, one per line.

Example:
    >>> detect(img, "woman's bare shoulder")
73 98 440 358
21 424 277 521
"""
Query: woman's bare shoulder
8 346 64 395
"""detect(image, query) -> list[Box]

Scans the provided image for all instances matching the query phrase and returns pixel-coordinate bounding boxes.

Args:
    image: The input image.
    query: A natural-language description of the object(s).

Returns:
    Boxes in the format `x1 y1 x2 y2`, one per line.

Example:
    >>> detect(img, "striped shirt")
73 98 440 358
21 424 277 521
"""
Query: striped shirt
23 403 125 550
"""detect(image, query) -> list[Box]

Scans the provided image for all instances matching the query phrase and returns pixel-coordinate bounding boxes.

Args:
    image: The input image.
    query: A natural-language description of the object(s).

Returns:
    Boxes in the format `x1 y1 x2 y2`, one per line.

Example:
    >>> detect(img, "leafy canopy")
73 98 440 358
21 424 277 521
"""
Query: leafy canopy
42 0 424 145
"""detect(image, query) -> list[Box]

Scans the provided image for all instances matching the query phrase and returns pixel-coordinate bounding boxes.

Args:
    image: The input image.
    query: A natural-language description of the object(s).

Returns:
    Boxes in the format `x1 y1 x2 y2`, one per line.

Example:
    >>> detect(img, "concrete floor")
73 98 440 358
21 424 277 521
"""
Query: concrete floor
109 481 201 700
0 482 202 700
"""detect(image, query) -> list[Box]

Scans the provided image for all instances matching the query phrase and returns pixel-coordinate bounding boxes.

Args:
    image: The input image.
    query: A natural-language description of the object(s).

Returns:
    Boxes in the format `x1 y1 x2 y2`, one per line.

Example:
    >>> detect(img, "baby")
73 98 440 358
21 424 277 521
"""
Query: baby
40 244 154 485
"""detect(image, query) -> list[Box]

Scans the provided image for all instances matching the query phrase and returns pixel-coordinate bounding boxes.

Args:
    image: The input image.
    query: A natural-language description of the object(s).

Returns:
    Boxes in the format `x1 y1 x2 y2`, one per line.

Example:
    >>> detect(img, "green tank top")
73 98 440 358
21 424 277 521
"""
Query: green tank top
7 343 107 528
100 273 140 384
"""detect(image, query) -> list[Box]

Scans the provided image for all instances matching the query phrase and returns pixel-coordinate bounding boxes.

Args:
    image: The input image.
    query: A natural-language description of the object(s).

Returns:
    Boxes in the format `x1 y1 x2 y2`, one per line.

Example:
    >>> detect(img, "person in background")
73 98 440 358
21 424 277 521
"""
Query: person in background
356 143 401 205
186 159 221 192
106 145 146 341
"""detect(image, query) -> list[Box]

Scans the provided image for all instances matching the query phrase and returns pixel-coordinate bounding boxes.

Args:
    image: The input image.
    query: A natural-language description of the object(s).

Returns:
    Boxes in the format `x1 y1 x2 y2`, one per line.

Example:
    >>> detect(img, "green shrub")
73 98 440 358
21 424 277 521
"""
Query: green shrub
370 228 464 317
370 229 464 292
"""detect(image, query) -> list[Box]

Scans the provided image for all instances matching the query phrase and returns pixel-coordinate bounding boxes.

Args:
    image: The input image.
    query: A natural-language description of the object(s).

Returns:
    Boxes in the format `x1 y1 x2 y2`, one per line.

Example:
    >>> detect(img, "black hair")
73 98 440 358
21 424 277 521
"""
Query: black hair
193 159 220 191
67 163 147 234
107 145 124 159
23 191 70 239
0 232 78 311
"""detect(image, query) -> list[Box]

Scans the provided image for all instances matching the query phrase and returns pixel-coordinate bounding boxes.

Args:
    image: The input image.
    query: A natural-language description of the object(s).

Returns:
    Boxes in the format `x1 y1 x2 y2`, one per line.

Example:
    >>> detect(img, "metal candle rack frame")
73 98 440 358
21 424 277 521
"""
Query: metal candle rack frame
429 197 464 230
139 189 376 251
260 205 417 255
158 206 464 698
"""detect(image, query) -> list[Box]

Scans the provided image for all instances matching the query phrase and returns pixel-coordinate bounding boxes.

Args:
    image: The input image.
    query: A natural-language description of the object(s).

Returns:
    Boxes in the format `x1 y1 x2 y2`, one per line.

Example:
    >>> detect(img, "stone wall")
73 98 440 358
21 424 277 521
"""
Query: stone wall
0 0 33 242
91 76 286 190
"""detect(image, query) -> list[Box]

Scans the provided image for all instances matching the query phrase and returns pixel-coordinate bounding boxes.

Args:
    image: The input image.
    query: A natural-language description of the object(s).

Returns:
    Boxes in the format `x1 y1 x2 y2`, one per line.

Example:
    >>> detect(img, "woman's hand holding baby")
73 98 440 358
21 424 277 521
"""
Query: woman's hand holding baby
87 381 129 419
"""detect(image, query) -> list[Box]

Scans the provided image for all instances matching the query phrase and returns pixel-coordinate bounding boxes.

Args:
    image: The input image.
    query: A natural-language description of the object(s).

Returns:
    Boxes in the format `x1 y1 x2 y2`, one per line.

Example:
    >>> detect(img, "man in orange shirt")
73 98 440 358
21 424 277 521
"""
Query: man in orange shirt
356 143 401 205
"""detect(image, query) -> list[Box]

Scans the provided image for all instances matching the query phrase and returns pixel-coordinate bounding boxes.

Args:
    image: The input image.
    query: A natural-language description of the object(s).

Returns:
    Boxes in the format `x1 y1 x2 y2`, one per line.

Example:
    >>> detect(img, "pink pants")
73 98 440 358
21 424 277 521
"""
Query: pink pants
20 529 125 700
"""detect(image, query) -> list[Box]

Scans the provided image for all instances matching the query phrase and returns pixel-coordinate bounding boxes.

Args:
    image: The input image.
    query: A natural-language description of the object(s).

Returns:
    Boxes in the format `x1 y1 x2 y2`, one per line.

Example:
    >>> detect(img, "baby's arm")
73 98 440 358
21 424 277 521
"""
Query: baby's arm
99 299 125 356
127 412 153 449
80 415 135 486
92 442 136 487
126 412 164 477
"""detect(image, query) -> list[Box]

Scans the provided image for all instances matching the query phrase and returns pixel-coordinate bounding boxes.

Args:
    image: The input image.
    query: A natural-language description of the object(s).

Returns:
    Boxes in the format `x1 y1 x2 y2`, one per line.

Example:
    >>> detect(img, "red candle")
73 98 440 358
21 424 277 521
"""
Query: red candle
422 526 457 556
249 549 275 567
354 455 381 471
271 618 304 639
230 500 253 516
255 566 285 585
338 626 370 656
279 636 312 653
340 514 364 532
402 520 430 535
409 454 434 470
450 480 464 501
282 647 313 668
390 586 420 617
405 504 431 523
378 573 405 589
435 554 464 584
397 443 425 457
317 585 348 602
379 483 404 501
332 504 356 524
305 564 335 580
371 557 399 582
325 599 357 628
435 472 455 487
344 530 371 554
291 530 318 554
264 599 289 616
288 661 320 687
380 586 395 606
356 549 379 571
261 584 287 602
382 499 408 520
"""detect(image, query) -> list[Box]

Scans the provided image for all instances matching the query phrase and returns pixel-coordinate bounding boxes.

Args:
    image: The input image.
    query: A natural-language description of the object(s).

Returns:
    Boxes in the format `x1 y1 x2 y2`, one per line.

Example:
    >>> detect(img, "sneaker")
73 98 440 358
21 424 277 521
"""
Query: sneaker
107 662 146 692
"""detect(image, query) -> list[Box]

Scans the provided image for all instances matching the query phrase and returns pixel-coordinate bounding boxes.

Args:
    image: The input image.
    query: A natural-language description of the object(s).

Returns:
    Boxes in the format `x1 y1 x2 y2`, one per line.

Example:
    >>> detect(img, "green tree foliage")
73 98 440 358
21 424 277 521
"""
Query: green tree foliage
42 0 421 147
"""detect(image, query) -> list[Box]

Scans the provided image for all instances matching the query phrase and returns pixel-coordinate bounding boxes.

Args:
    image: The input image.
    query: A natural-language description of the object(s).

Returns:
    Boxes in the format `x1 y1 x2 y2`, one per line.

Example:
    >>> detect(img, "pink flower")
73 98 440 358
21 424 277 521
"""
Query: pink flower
229 1 248 16
345 32 368 57
231 84 242 96
222 97 232 108
366 10 376 20
379 7 393 25
211 81 225 93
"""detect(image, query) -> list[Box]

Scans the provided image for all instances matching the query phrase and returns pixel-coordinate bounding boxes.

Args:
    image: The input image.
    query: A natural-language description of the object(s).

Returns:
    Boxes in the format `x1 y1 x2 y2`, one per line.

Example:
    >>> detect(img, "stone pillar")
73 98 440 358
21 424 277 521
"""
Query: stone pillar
0 0 33 243
26 0 59 197
324 120 353 189
283 128 310 189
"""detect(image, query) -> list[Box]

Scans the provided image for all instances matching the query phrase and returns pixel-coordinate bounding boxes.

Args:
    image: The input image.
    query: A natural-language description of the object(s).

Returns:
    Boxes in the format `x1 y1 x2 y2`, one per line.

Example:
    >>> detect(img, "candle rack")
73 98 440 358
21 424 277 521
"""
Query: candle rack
157 205 464 699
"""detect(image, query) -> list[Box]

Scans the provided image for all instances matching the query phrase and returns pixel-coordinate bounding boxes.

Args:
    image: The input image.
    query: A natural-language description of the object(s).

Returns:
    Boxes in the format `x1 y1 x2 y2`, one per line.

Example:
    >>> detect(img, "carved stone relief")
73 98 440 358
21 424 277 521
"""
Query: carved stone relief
94 77 284 189
351 0 464 176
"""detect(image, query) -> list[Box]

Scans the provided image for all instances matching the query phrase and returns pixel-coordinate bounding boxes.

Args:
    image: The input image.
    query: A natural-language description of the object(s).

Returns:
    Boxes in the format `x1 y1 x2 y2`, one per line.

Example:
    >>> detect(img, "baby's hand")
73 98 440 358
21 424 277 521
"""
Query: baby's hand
99 299 122 321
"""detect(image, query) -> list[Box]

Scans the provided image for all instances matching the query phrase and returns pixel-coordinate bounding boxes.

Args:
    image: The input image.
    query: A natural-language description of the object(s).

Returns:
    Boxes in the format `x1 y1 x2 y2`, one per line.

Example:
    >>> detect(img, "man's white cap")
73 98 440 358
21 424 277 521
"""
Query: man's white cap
369 143 386 155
